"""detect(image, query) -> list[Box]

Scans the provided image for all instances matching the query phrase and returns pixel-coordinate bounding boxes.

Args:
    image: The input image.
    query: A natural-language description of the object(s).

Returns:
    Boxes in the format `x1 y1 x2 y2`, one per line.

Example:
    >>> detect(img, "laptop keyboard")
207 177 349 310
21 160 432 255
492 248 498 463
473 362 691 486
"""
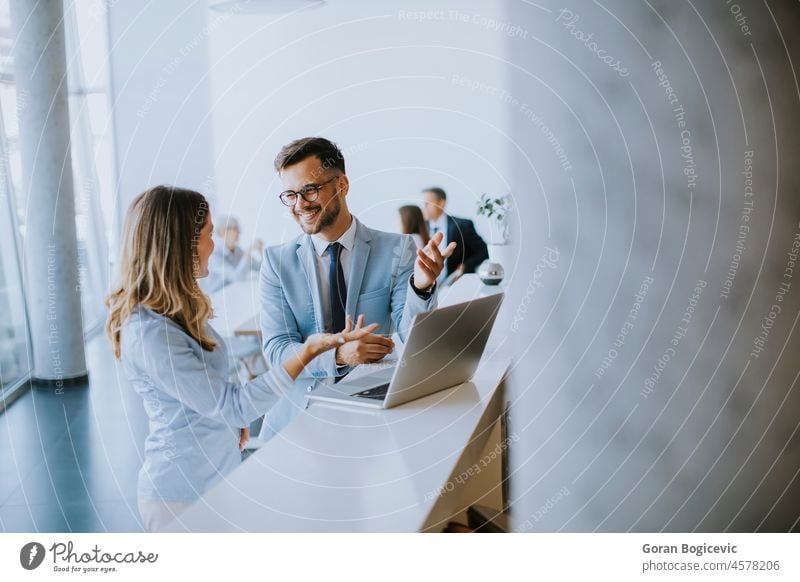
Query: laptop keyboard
351 384 390 400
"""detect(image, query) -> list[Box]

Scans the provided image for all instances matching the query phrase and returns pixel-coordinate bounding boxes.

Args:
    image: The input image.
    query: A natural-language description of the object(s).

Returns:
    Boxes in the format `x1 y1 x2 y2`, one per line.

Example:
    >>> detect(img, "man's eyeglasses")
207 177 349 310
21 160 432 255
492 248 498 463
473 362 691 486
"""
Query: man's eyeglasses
279 176 339 207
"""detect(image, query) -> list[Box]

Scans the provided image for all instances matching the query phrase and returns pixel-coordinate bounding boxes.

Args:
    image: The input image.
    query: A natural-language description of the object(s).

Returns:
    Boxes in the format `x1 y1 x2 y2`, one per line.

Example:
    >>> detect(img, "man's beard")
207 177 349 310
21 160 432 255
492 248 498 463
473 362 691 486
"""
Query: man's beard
293 195 341 235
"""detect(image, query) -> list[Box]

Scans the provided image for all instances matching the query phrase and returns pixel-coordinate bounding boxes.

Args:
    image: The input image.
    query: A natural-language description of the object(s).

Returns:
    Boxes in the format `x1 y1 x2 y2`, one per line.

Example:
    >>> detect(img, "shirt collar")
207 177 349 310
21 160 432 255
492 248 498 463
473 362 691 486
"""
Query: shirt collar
311 216 357 257
430 213 448 232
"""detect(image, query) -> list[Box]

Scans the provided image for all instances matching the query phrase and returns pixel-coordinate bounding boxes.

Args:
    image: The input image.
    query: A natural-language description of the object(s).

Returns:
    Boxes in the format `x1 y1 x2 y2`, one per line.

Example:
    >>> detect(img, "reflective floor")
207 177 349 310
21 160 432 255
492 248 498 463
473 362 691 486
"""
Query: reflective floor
0 334 149 532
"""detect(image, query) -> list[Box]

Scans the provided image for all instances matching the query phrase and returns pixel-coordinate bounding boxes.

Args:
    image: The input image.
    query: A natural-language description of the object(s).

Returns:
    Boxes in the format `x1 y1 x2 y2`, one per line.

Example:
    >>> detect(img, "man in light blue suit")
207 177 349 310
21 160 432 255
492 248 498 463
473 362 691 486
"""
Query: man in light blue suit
258 137 456 440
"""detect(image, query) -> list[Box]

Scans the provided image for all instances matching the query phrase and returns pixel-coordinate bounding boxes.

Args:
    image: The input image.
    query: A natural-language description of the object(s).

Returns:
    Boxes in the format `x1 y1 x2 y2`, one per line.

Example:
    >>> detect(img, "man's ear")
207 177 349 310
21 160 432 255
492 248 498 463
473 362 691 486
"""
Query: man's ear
338 174 350 198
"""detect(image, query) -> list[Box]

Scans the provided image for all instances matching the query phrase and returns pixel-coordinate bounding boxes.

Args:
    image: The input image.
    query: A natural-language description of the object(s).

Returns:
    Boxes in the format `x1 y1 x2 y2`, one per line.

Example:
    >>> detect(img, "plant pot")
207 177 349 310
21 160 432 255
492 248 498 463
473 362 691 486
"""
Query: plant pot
477 260 504 286
488 243 512 269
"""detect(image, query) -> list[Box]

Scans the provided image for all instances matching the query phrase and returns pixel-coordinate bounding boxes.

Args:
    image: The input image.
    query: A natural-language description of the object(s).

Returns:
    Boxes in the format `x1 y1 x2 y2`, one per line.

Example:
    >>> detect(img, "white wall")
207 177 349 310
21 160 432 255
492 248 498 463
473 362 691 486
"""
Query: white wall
107 1 217 214
206 0 511 246
506 0 800 531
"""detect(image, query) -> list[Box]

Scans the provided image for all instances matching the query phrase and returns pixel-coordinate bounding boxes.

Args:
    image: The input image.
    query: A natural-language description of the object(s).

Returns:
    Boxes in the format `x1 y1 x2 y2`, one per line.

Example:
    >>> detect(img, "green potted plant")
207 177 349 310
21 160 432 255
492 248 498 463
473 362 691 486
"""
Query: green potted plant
477 193 511 245
476 194 512 284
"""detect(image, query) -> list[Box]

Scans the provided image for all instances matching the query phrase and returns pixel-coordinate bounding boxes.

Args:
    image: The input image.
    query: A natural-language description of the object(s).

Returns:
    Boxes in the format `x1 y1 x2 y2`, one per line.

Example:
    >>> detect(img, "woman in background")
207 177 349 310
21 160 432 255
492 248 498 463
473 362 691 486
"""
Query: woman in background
106 186 376 532
398 205 430 250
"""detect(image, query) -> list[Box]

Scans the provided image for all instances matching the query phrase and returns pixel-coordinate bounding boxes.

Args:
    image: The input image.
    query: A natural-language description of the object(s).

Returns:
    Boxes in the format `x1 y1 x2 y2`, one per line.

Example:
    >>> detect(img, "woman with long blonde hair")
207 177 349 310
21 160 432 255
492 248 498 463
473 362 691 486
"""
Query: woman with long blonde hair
107 186 375 532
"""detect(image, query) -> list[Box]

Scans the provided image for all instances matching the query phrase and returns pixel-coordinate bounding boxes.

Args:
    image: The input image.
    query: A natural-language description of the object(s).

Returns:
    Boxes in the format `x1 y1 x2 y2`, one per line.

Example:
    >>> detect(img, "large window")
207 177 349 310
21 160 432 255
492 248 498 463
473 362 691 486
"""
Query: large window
0 1 115 338
0 0 116 397
0 2 30 399
0 103 29 398
65 1 116 331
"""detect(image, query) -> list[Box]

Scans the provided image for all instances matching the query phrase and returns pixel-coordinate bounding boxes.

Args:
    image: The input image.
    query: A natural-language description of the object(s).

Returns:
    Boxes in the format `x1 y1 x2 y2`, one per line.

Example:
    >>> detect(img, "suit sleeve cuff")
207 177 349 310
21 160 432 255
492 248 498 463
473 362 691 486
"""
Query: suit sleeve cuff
409 275 437 301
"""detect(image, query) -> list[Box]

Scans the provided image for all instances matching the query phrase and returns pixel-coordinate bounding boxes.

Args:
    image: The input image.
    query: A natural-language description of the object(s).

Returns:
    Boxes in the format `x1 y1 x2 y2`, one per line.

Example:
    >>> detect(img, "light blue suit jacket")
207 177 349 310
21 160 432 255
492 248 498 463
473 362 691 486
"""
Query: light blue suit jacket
258 218 437 439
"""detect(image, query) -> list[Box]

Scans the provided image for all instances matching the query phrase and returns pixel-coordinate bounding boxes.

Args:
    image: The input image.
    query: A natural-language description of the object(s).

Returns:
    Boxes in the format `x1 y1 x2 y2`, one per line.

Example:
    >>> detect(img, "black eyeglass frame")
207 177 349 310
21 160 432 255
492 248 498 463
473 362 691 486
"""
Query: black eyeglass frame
278 175 340 207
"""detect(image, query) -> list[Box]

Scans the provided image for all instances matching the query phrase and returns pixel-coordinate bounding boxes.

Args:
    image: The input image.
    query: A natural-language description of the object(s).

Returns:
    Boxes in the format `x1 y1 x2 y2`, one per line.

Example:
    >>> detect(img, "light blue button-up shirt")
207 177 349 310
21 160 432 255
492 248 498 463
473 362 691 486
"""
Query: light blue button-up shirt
120 305 294 503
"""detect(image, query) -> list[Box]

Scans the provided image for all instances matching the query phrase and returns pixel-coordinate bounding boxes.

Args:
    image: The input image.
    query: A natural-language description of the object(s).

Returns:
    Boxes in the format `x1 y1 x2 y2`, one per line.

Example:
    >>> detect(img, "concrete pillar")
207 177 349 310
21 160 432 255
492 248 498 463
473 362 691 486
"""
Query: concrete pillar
506 0 800 531
10 0 87 383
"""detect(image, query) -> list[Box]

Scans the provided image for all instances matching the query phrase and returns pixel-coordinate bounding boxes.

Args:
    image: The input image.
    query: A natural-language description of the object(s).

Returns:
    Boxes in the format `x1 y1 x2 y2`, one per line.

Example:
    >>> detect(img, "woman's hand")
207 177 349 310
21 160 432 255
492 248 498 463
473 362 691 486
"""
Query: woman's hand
282 315 380 380
304 314 380 360
239 427 250 452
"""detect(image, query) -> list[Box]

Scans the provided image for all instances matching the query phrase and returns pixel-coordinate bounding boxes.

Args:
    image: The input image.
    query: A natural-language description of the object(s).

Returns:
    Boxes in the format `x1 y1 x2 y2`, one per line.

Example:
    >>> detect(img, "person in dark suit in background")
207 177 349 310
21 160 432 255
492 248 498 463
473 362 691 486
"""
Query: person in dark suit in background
421 187 489 283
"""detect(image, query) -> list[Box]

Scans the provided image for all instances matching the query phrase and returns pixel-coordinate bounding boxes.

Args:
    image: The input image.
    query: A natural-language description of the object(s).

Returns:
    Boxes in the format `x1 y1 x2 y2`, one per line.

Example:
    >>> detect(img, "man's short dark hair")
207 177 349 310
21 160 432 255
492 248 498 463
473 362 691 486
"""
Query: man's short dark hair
423 187 447 202
274 137 346 174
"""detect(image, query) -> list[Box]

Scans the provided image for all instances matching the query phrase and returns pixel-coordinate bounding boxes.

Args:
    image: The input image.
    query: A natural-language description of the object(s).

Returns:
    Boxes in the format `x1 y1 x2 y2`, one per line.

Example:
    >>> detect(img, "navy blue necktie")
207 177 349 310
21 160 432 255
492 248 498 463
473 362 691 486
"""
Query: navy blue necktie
327 242 347 333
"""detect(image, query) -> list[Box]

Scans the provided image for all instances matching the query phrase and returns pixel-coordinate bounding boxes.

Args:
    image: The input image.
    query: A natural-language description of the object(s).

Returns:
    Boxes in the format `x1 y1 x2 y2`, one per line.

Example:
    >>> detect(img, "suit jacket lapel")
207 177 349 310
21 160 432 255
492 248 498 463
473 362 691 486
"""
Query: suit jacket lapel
296 237 324 332
345 220 371 319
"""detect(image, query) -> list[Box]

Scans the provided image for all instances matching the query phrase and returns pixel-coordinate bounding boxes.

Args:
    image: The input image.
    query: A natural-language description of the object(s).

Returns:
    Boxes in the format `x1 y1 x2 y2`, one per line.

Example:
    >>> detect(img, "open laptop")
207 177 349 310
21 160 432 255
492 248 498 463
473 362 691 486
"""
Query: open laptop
307 292 504 409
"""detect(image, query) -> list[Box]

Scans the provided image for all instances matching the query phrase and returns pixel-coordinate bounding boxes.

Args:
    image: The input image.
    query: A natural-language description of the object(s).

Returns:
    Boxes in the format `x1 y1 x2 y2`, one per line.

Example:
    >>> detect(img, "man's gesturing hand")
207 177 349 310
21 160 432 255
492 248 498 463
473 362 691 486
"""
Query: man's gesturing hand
334 314 395 366
413 231 457 290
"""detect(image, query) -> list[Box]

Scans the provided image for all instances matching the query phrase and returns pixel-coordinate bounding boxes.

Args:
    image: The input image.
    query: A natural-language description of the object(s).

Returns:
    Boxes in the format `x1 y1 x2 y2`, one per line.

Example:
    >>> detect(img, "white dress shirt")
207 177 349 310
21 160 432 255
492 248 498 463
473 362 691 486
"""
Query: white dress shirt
428 214 449 246
427 214 449 282
311 216 358 332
